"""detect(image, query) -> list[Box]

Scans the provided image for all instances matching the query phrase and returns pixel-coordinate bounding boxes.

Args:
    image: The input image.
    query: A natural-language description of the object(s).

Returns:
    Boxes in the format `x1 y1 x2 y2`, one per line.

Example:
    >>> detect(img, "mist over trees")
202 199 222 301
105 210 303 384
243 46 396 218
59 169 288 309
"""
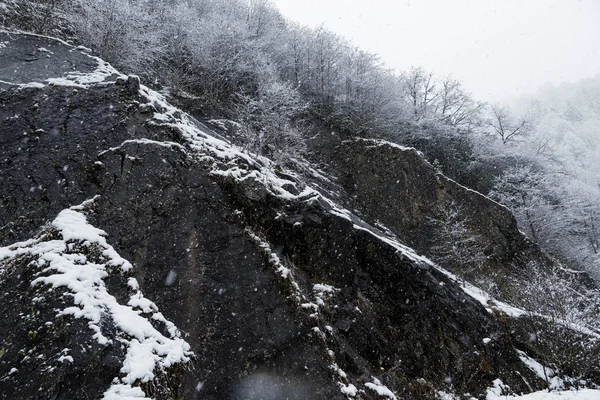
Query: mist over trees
483 77 600 279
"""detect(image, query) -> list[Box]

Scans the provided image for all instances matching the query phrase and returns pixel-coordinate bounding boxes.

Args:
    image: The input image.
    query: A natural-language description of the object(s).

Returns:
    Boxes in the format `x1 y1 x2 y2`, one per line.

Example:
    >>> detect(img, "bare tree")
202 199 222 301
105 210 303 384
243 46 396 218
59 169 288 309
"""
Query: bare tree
435 77 485 132
401 67 439 121
311 27 343 95
236 81 307 162
488 104 532 144
489 165 555 243
427 203 487 287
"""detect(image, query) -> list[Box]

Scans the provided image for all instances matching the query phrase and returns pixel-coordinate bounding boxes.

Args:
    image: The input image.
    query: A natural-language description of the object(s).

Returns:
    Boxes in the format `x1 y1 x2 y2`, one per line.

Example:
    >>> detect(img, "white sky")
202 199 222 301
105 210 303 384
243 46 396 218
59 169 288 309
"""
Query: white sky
271 0 600 102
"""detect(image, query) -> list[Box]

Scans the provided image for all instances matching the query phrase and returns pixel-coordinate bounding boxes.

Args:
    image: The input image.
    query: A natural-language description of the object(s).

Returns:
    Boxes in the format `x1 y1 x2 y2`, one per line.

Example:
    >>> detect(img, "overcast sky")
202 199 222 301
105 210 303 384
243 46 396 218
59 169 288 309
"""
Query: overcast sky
271 0 600 103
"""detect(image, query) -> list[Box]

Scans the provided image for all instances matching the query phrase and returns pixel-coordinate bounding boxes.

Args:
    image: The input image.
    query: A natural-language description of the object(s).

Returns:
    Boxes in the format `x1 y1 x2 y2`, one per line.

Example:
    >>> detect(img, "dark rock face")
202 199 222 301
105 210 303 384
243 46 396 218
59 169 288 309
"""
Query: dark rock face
90 143 343 400
0 33 95 88
313 138 553 301
0 83 140 244
218 172 538 397
0 32 574 400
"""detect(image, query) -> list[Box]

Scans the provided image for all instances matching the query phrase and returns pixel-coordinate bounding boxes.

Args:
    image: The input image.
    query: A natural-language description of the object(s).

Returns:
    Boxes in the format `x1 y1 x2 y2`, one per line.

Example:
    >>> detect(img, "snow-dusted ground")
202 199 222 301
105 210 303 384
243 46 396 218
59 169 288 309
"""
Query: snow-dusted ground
439 385 600 400
482 352 600 399
487 381 600 400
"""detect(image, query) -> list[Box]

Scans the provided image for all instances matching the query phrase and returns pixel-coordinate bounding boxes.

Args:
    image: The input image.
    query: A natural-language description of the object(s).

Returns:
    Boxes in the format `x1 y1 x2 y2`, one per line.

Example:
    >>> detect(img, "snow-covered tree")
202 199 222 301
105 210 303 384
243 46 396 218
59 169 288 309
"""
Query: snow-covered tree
236 81 307 162
489 165 555 243
518 262 600 386
487 104 533 145
427 203 490 291
401 66 439 121
435 77 485 132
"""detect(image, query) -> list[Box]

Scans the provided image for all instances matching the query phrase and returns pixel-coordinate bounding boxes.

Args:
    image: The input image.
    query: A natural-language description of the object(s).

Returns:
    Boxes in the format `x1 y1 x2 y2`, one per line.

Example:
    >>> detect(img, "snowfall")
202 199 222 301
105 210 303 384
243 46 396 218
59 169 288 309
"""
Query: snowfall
1 30 600 400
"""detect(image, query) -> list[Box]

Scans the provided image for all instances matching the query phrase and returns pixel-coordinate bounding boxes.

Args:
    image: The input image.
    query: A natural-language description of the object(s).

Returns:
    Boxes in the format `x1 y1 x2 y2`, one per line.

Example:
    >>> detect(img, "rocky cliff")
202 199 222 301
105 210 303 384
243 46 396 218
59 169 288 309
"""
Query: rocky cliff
302 134 554 303
0 31 597 400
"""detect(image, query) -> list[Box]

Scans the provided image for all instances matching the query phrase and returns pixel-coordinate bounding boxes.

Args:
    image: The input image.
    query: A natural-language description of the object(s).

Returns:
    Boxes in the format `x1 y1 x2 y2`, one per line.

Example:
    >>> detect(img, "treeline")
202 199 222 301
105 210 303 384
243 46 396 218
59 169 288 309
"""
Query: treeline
61 0 484 130
20 0 484 146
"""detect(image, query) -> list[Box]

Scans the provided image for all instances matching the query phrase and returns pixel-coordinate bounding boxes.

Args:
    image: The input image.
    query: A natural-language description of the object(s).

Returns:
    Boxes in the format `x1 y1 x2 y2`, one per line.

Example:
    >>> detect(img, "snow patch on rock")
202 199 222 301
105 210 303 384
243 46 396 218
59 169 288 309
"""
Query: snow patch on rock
365 377 397 399
0 197 192 399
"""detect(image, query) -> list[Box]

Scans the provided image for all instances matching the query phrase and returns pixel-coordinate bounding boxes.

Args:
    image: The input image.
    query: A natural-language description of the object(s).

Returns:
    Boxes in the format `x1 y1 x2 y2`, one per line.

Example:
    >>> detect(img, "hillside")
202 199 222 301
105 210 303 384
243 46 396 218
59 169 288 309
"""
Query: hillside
0 30 599 400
